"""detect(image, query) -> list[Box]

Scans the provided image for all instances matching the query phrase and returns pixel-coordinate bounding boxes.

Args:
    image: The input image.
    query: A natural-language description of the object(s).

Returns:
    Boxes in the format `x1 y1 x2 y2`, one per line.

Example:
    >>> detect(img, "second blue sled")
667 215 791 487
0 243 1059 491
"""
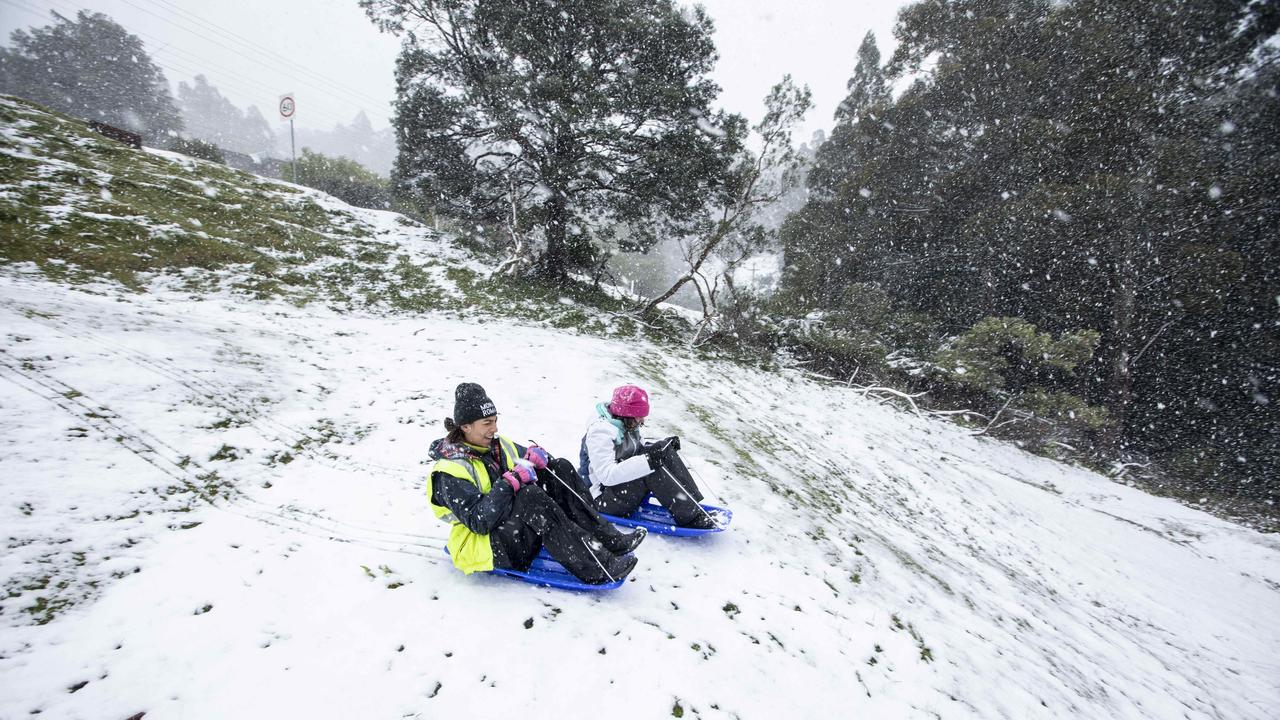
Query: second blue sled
600 498 732 537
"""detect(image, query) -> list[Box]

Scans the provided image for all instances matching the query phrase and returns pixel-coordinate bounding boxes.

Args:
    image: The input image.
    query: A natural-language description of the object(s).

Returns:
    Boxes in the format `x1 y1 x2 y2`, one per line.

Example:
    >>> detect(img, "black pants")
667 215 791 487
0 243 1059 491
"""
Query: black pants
594 443 706 526
539 458 632 543
489 459 630 583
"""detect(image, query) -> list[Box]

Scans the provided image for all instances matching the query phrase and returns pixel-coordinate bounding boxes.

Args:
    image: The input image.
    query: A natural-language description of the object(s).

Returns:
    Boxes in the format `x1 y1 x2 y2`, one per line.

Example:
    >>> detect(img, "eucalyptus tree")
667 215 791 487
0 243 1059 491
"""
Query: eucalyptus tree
362 0 742 279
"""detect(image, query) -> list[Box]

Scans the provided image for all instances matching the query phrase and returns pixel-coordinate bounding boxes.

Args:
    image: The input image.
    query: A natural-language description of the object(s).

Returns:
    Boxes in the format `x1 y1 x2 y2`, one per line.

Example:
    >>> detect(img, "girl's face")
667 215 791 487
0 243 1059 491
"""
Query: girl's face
461 416 498 446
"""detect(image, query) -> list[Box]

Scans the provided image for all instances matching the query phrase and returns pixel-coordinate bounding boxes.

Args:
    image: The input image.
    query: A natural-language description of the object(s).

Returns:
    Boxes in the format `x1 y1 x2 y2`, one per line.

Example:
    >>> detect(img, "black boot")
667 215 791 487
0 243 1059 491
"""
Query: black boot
605 553 638 581
682 513 718 530
602 526 646 554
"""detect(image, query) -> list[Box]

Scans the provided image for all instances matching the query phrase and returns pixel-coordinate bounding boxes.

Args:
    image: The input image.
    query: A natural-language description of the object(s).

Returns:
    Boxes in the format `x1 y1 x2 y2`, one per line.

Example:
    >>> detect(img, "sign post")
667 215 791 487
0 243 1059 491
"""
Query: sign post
278 93 297 182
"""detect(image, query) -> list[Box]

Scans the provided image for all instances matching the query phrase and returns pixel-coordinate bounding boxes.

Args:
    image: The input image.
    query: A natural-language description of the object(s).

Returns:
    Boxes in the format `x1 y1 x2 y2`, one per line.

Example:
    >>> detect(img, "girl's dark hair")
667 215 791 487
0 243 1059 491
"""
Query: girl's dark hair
444 417 465 444
621 416 643 431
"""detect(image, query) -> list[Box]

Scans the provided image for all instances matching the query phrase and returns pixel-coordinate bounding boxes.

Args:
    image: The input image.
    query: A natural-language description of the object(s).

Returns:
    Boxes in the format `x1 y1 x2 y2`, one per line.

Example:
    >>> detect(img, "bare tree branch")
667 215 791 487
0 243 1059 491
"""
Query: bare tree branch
491 175 528 278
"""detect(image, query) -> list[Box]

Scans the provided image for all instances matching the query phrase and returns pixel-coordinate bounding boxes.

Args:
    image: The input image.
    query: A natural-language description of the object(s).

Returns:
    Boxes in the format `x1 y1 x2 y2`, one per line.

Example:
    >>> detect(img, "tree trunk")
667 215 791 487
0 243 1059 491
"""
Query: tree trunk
1103 230 1139 453
643 272 694 315
543 191 569 281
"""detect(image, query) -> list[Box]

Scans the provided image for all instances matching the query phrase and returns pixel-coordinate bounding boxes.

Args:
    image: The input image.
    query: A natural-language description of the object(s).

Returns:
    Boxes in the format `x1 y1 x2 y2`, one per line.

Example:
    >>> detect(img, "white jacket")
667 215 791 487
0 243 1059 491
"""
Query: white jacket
581 412 652 499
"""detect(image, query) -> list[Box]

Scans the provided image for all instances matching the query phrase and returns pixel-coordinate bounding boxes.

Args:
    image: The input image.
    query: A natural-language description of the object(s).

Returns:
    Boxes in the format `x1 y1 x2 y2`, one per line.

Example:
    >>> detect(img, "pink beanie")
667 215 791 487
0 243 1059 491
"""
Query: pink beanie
609 384 650 418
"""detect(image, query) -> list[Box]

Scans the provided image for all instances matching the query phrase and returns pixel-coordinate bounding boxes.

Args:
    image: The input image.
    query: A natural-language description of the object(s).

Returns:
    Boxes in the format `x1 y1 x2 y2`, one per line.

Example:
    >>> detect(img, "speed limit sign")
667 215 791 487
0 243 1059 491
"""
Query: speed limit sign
278 93 296 119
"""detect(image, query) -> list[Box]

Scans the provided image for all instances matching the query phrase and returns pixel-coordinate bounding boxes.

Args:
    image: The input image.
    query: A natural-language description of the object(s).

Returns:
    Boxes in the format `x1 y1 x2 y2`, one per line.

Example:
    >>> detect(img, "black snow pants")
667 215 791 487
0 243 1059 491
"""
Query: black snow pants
538 458 634 546
489 459 636 583
594 441 710 528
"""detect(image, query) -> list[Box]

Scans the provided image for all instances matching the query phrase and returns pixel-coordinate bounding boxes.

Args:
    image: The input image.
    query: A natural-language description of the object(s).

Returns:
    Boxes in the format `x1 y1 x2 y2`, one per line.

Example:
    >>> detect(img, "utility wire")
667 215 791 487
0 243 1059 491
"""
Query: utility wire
7 0 316 123
116 0 391 111
132 0 392 110
5 0 394 131
7 0 277 102
1 0 380 163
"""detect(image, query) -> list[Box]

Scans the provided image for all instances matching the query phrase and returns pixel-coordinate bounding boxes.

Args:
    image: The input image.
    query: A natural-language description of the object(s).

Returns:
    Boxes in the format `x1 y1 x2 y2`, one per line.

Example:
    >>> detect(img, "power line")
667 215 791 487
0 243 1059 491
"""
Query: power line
97 0 388 125
6 0 307 120
0 0 57 27
132 0 392 110
137 0 392 108
4 0 395 130
115 0 391 111
1 0 387 160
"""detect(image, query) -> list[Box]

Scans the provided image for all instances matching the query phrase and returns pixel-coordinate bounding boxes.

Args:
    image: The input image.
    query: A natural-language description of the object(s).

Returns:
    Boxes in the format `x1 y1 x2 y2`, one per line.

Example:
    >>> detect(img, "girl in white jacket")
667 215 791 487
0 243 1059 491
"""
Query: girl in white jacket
577 385 716 529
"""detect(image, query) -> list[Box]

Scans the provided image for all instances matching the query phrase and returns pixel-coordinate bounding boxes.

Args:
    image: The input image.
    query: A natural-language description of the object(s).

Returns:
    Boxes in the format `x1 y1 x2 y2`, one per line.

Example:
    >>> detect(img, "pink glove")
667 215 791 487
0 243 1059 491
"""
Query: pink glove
502 460 538 491
524 445 549 470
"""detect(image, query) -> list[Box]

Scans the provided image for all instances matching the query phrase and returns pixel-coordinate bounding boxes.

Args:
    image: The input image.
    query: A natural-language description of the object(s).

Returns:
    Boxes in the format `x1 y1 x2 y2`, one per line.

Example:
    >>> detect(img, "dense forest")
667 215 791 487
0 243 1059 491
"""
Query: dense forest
774 1 1278 515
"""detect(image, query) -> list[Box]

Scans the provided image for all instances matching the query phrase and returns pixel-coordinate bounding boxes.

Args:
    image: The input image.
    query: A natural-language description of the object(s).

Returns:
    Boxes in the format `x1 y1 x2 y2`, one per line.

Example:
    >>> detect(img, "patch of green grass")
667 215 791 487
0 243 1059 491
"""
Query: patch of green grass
550 307 589 329
744 430 788 461
266 450 295 466
194 470 233 501
0 98 397 302
908 622 934 662
24 592 74 625
382 255 446 313
292 418 342 454
687 404 739 456
208 444 241 462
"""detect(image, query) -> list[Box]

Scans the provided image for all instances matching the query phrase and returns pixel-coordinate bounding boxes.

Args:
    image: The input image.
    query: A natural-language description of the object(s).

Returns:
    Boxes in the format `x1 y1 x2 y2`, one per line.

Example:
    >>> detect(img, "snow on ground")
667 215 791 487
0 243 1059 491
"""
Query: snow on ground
1 262 1279 720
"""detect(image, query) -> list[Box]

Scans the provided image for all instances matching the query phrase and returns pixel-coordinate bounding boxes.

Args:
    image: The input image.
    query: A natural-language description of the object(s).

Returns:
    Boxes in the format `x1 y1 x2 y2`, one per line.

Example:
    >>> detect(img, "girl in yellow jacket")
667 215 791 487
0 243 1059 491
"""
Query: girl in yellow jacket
428 382 644 584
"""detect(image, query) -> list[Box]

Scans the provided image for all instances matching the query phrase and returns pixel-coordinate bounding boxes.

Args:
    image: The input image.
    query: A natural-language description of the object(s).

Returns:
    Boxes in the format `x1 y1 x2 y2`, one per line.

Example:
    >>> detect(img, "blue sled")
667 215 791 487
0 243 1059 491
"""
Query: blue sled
600 498 732 537
445 546 624 591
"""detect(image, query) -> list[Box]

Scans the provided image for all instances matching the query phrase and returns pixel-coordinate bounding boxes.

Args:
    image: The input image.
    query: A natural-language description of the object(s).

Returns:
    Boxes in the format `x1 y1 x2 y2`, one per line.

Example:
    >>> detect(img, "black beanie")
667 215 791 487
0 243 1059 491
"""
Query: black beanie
453 382 497 426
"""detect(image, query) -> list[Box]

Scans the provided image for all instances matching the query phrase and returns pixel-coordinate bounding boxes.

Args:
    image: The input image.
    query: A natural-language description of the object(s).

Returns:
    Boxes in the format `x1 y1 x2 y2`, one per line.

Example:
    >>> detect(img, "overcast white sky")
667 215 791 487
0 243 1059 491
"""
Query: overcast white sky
0 0 910 144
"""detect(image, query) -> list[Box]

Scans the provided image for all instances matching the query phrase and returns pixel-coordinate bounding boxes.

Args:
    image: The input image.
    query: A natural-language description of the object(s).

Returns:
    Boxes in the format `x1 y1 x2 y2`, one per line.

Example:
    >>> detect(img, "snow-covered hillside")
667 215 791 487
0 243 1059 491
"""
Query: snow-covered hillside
2 98 1279 720
3 263 1279 718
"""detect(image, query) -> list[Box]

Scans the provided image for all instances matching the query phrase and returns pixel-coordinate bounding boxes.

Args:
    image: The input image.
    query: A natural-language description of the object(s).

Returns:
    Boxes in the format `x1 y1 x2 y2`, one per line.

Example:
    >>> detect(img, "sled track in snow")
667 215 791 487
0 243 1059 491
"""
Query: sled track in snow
0 349 233 499
0 353 450 566
1 299 419 481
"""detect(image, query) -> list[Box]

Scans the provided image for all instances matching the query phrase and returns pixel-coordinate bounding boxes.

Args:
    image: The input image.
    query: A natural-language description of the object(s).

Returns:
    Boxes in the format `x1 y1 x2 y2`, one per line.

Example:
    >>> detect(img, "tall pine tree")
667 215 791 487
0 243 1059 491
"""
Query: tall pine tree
833 32 890 127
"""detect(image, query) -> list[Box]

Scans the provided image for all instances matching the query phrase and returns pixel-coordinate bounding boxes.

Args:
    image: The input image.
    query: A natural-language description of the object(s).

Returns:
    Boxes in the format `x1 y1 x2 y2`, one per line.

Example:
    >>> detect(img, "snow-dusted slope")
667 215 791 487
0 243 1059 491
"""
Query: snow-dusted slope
2 97 1279 720
2 261 1278 719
